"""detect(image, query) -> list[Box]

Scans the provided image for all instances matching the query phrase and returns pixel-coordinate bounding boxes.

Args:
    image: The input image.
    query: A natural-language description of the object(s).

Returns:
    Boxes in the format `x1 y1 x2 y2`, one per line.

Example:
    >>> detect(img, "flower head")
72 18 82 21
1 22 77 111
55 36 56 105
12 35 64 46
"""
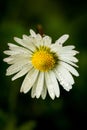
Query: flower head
3 29 79 99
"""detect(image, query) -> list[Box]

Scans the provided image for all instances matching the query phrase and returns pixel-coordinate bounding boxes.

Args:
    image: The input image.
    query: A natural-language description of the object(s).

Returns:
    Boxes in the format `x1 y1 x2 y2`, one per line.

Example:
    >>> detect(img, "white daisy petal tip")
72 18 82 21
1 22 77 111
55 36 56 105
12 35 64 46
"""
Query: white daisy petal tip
11 78 15 81
30 29 36 37
3 51 6 54
20 88 23 93
13 37 22 45
62 34 69 40
74 70 79 77
49 91 55 100
56 92 60 98
6 72 8 76
13 37 17 41
22 34 28 39
41 96 46 100
50 94 55 100
55 34 69 45
3 58 10 62
76 51 79 54
3 51 8 55
63 84 72 92
20 87 28 94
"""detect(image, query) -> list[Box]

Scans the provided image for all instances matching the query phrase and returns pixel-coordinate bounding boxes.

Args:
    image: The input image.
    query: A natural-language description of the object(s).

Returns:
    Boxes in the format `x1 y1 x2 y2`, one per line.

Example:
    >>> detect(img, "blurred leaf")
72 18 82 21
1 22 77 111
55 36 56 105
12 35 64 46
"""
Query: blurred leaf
4 115 16 130
0 110 8 130
17 121 36 130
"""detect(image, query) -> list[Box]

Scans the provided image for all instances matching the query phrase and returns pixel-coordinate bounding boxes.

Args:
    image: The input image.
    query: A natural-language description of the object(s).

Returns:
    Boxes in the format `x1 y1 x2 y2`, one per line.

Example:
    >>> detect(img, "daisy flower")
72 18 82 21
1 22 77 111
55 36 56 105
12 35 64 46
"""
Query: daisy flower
3 29 79 99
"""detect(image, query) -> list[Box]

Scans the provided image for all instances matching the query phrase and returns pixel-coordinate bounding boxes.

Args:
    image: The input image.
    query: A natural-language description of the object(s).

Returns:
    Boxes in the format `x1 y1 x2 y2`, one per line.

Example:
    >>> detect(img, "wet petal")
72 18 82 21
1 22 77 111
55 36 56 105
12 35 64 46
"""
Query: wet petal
20 69 39 93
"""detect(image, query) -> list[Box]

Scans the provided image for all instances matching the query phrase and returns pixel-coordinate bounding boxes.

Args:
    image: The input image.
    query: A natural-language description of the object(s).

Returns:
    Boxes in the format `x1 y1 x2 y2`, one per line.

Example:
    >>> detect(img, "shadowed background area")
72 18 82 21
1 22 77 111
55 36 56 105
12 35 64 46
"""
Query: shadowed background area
0 0 87 130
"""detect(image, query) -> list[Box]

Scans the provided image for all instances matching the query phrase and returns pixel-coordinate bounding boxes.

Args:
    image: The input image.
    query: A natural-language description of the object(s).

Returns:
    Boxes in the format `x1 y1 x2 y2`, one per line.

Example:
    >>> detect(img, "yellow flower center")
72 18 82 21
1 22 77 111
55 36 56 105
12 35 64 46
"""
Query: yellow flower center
32 46 58 72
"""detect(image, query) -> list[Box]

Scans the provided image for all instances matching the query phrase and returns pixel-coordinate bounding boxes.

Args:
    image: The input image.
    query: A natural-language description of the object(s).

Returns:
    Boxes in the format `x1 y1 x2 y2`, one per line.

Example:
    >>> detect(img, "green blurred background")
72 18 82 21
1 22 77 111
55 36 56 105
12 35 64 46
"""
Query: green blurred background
0 0 87 130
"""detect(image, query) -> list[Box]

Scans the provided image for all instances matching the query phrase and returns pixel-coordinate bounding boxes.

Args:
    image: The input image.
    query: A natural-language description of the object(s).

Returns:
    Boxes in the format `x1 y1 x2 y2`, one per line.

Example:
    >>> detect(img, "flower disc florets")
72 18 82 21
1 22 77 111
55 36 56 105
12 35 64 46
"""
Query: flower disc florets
32 46 58 72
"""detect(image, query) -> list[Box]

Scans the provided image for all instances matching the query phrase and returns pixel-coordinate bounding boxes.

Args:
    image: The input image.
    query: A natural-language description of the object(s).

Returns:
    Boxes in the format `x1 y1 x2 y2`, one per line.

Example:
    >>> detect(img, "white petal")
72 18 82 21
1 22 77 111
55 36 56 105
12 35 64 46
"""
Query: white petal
60 61 79 76
3 57 13 62
59 55 78 63
20 68 39 93
49 71 60 98
6 59 29 75
14 37 29 49
59 58 78 67
8 43 32 55
55 34 69 45
51 45 76 57
22 34 29 40
35 72 44 98
31 82 37 98
14 37 35 52
60 50 79 56
4 50 20 55
4 50 30 56
14 37 24 46
6 55 30 65
34 34 43 47
50 44 62 54
54 65 75 86
45 72 55 99
53 45 75 55
41 83 47 99
8 43 18 48
62 45 75 50
30 29 36 37
43 36 52 46
12 64 32 81
54 68 73 91
62 84 72 91
59 65 74 84
22 39 35 52
53 45 76 56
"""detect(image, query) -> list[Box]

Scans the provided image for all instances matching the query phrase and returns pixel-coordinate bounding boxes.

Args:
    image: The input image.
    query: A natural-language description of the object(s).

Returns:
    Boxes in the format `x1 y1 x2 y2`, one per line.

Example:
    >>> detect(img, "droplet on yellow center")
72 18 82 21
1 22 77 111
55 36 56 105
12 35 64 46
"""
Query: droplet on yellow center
32 50 57 71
